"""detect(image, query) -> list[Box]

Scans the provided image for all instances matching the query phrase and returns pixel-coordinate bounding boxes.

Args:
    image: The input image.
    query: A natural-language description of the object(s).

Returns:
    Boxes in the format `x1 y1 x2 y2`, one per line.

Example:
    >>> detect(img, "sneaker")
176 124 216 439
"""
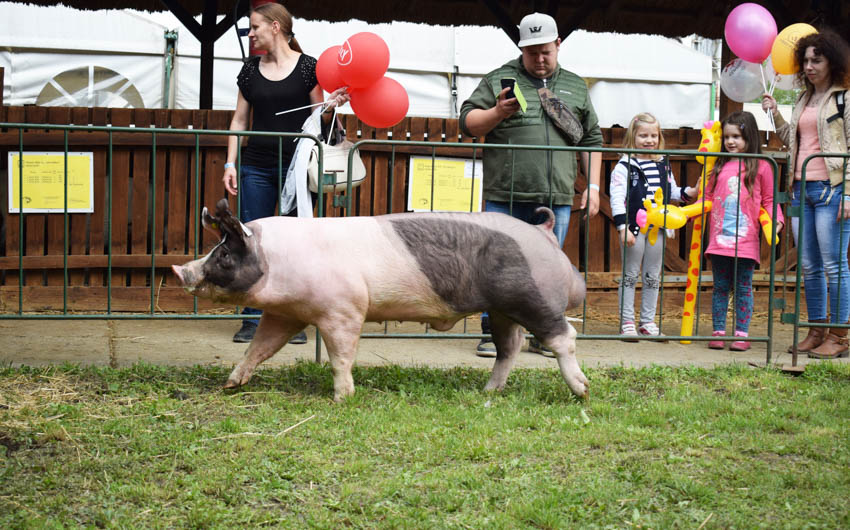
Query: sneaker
476 338 497 358
289 331 308 345
638 322 662 336
232 322 257 343
620 321 639 342
528 338 556 358
708 330 725 349
729 330 751 351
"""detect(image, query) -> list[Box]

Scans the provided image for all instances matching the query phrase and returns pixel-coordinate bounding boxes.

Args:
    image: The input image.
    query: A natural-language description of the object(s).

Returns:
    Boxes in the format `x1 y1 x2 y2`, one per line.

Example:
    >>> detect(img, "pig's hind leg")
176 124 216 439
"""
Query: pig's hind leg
536 320 588 398
483 313 525 391
225 313 305 389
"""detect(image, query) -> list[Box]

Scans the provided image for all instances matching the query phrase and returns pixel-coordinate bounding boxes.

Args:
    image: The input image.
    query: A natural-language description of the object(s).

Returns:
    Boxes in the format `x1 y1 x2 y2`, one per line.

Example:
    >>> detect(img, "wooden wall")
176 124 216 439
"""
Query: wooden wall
0 106 794 313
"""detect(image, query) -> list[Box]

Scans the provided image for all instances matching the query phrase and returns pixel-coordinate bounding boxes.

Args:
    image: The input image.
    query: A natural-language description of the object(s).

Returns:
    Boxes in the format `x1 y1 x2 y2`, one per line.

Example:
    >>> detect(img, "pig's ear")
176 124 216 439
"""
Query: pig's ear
201 206 224 238
214 200 254 247
202 199 253 240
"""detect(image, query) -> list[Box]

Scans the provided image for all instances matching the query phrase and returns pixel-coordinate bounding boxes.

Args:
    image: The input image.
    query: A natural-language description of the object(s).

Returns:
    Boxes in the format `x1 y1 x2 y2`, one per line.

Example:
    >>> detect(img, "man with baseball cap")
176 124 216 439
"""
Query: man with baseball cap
460 12 602 357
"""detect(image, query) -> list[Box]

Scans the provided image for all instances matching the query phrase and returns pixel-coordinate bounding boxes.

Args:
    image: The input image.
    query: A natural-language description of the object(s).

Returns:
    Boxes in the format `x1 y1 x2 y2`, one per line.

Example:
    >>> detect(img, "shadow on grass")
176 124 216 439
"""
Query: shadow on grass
3 360 847 404
0 361 589 403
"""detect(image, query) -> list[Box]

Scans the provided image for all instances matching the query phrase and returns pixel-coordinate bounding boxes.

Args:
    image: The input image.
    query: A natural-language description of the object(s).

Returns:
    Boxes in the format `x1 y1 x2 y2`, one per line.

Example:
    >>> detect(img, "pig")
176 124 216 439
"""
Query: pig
171 198 588 401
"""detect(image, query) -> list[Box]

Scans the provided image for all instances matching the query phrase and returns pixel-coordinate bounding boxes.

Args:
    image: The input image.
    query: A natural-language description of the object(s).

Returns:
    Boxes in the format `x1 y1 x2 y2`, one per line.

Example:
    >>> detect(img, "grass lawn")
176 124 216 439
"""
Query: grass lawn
1 361 848 528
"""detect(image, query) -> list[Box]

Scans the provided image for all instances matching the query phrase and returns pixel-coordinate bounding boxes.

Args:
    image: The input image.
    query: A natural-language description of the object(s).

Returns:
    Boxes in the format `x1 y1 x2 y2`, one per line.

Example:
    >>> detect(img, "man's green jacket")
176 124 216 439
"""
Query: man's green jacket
460 58 603 206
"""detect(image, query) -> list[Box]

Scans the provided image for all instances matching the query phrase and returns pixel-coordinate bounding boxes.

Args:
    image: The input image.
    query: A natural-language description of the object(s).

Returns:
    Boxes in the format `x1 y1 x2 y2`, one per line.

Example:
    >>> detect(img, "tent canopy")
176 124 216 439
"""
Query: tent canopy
10 0 849 108
13 0 849 41
2 3 714 128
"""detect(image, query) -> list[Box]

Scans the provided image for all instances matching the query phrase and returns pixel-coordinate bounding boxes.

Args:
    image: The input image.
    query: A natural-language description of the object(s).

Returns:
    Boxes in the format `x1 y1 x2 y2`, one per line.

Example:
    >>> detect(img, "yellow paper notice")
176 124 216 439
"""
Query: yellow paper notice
8 152 94 213
408 156 483 212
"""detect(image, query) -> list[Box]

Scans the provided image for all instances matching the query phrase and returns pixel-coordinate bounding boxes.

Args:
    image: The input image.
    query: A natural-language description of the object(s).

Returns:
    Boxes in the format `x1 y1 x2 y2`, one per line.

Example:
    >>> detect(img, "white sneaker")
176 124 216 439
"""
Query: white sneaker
620 321 639 342
638 322 661 336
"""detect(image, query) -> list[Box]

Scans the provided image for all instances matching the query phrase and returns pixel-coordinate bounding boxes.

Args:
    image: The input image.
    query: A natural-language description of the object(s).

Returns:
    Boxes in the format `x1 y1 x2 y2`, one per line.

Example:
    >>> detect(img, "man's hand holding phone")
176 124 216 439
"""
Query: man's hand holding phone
495 78 527 119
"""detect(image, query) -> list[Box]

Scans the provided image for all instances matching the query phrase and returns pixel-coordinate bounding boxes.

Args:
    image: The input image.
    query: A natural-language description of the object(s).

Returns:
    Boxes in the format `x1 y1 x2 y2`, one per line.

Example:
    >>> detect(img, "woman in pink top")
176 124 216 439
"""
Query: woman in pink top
762 29 850 359
704 112 784 351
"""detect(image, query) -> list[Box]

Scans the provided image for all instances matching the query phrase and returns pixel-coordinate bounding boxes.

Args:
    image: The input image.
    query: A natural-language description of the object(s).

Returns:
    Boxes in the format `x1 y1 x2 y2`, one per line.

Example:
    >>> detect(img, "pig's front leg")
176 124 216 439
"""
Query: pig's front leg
483 313 524 391
225 313 305 388
316 314 366 402
546 320 589 398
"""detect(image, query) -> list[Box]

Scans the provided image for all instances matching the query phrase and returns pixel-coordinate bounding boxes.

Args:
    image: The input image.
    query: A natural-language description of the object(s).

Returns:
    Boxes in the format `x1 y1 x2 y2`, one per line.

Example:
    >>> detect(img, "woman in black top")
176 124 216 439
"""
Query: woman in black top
224 2 349 343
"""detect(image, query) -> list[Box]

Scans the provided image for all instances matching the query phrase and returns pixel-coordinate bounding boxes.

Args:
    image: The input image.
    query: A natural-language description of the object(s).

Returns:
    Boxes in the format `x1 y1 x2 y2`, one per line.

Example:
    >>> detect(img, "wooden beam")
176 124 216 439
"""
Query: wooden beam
481 0 519 45
0 254 200 270
558 0 612 37
0 130 230 147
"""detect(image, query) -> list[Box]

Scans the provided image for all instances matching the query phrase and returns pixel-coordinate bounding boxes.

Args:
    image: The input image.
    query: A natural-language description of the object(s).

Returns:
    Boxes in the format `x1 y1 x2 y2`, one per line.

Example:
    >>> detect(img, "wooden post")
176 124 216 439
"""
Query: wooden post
1 66 4 106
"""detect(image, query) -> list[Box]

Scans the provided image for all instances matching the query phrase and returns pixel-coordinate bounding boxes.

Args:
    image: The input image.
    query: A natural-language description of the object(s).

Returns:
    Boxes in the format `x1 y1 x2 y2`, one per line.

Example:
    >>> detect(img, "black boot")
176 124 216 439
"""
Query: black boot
232 322 257 343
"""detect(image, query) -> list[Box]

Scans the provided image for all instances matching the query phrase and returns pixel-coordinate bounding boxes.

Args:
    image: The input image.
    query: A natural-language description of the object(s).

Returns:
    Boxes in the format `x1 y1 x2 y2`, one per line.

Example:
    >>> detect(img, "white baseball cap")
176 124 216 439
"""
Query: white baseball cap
517 12 559 47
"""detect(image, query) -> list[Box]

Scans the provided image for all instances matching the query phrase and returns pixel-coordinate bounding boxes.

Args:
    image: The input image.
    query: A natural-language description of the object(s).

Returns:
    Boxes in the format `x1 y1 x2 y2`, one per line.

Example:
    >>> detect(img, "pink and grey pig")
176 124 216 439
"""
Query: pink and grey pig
172 198 588 401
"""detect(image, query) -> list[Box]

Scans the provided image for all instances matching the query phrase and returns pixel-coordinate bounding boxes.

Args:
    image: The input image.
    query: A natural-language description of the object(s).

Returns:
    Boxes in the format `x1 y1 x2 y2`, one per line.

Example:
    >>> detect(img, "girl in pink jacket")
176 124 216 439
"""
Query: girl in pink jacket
704 111 784 351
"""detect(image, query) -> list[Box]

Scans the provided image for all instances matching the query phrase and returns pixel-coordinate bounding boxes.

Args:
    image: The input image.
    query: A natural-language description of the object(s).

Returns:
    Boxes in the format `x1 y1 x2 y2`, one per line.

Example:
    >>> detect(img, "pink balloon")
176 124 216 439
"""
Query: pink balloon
724 3 778 63
316 45 345 93
350 77 408 128
337 32 390 89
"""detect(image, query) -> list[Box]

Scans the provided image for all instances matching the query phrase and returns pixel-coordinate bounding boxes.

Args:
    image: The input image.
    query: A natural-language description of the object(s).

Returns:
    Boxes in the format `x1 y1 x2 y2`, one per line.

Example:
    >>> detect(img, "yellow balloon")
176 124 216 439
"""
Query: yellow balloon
771 23 818 75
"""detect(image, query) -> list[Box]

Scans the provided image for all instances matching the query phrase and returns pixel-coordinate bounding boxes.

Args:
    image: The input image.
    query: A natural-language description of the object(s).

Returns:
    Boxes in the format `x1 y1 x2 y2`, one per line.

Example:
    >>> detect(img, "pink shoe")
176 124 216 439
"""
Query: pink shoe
708 330 726 349
730 330 751 351
620 321 639 343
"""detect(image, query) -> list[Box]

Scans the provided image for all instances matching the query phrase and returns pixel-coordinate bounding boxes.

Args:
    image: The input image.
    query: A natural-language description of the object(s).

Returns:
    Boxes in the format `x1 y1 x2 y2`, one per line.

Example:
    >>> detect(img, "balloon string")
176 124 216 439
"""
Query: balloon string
758 63 769 93
274 101 326 116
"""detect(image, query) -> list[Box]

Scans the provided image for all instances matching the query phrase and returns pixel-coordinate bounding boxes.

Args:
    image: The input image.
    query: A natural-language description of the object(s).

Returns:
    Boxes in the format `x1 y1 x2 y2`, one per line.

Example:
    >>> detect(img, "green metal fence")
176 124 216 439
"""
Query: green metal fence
347 139 785 366
0 123 800 367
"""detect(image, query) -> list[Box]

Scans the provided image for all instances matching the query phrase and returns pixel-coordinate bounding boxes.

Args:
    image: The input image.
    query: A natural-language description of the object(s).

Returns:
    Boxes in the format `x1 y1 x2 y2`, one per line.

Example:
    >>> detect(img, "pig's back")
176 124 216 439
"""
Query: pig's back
251 212 575 316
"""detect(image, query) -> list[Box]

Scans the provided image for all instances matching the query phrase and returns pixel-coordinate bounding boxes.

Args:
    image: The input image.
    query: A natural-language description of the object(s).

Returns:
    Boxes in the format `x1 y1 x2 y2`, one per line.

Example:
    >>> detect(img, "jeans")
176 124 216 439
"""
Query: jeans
239 164 315 326
484 200 572 247
791 180 850 324
710 255 755 333
480 200 572 335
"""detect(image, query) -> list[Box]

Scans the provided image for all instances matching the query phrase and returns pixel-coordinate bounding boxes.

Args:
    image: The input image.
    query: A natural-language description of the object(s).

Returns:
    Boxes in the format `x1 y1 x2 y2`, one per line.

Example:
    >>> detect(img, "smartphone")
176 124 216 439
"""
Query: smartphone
499 77 527 112
500 78 516 100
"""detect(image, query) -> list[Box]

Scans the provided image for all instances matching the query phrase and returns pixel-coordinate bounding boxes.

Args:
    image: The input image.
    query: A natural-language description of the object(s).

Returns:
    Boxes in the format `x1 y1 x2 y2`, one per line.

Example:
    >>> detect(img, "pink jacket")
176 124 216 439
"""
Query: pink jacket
704 159 783 262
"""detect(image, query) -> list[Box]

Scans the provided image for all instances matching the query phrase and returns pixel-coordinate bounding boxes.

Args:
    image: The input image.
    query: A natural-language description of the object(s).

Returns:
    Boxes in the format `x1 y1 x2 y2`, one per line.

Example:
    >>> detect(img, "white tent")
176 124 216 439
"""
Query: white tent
1 2 715 128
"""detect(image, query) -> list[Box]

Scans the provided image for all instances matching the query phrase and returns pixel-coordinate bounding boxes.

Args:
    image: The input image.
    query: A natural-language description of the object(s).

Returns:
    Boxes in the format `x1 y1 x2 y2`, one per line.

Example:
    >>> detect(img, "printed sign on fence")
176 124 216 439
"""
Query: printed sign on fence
407 156 483 212
8 152 94 213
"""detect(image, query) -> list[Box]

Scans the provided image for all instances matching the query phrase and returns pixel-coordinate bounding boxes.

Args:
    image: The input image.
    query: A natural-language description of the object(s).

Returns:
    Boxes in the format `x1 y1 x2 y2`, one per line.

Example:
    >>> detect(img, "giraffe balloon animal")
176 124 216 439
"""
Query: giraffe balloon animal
636 187 713 246
680 121 721 344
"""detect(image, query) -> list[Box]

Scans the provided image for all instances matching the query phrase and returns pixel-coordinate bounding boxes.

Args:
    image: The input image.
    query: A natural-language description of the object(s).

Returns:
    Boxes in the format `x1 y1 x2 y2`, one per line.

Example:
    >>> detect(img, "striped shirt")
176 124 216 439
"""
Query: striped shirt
639 159 662 199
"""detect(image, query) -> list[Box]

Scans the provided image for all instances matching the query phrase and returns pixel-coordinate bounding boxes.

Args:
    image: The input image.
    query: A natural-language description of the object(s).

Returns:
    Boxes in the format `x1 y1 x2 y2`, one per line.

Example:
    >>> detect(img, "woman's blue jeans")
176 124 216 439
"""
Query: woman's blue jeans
239 164 314 325
792 180 850 323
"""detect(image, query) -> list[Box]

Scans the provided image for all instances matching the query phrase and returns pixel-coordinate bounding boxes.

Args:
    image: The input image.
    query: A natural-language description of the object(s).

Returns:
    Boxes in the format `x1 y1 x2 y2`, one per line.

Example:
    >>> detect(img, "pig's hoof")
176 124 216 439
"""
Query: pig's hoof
568 378 589 400
223 378 241 389
333 388 355 403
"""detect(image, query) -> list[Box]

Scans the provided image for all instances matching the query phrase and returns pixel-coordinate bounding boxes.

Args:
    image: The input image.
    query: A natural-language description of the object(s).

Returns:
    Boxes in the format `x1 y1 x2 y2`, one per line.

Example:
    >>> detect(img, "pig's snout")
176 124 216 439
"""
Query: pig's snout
171 265 186 286
171 264 197 292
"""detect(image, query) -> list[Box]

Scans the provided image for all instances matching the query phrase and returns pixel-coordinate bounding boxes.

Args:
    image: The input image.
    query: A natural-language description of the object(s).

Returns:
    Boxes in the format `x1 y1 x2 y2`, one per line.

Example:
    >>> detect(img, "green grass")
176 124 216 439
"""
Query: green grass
1 361 849 528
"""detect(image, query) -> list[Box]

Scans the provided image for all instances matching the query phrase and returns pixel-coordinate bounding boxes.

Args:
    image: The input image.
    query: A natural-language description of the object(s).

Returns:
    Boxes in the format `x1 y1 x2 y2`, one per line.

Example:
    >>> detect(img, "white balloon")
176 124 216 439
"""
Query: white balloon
720 58 765 103
764 56 796 91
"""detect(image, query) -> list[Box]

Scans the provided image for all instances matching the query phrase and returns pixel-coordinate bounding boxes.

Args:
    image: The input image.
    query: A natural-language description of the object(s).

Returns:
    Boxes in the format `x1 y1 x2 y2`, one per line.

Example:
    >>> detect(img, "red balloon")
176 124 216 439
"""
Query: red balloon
350 76 408 128
316 45 345 93
337 32 390 89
